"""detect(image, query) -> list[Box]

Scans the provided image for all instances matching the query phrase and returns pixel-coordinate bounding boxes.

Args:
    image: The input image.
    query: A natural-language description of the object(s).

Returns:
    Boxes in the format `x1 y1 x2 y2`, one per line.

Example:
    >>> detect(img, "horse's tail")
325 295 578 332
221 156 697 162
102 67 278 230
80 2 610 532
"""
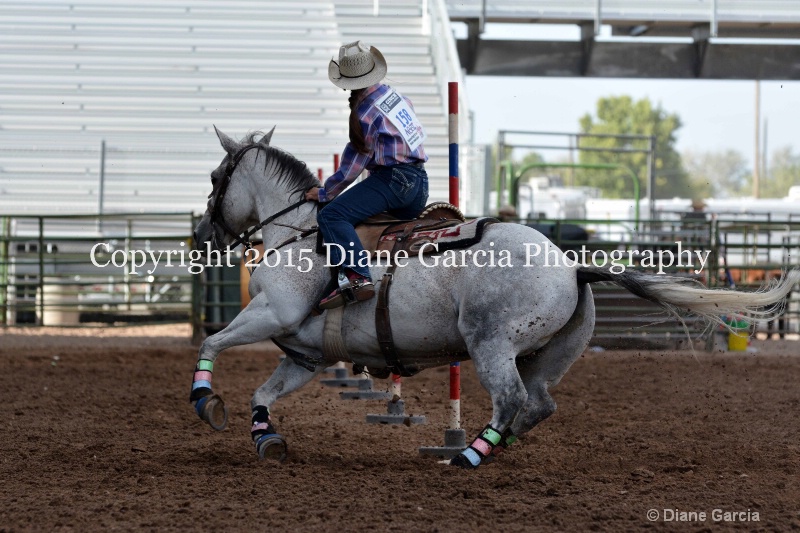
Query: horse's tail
576 266 800 330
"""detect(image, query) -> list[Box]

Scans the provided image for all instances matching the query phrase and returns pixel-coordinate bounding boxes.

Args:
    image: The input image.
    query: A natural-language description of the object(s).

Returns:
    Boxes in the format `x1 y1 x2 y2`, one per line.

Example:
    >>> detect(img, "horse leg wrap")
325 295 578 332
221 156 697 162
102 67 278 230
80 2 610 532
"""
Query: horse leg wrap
251 406 287 462
483 428 518 464
190 360 228 430
190 359 214 405
451 425 504 469
250 406 275 442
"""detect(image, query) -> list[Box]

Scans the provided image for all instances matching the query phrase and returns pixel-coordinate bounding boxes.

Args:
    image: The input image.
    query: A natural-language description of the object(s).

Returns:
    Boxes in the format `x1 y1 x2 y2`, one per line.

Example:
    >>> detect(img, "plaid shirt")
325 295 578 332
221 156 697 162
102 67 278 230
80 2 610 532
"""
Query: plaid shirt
318 84 428 202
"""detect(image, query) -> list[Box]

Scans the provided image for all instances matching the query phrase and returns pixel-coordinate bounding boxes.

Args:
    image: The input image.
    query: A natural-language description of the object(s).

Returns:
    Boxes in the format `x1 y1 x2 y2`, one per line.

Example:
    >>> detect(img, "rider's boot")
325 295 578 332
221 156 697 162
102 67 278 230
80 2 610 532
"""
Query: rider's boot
319 269 375 310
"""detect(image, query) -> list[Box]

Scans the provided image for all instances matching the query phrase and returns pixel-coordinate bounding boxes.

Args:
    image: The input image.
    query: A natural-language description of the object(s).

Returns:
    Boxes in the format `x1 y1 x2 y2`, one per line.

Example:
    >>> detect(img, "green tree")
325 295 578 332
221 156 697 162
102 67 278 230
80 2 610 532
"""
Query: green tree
577 96 691 199
683 149 749 198
759 146 800 198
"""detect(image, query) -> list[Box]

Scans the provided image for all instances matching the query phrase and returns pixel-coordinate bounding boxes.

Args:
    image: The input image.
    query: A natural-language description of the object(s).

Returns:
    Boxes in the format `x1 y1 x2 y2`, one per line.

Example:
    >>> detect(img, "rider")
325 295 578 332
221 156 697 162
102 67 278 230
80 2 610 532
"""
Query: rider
305 41 429 310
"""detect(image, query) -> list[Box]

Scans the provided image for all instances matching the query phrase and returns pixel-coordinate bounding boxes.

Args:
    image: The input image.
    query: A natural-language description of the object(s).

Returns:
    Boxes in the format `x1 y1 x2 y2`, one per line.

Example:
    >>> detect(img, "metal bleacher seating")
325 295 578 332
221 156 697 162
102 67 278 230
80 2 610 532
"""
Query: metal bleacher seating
0 0 466 216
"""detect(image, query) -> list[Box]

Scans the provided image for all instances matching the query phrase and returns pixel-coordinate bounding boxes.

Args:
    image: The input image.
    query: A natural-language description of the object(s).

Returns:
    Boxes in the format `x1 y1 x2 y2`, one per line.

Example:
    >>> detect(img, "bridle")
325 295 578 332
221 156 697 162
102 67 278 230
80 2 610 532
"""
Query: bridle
208 143 315 254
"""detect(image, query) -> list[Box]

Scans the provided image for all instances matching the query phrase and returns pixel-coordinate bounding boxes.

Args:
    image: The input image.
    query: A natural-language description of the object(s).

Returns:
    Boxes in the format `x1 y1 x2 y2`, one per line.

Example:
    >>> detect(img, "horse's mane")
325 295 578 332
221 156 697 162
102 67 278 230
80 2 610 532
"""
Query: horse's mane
243 131 319 197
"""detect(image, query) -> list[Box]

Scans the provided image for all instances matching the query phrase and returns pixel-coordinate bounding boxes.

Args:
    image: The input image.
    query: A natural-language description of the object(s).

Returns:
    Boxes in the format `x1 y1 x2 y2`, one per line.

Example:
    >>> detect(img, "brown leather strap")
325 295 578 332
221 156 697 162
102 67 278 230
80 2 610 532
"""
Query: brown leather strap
375 226 416 377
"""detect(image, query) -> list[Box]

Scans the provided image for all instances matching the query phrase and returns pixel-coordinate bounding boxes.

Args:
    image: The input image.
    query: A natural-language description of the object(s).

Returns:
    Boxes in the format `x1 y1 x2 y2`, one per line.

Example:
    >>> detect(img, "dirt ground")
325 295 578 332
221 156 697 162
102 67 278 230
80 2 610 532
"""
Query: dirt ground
1 325 799 532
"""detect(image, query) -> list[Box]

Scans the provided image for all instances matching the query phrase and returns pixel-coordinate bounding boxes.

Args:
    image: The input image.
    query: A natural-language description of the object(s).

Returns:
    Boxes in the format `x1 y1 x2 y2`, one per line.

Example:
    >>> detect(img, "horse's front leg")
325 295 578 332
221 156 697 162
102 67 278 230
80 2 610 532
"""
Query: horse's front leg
249 357 325 461
190 292 304 431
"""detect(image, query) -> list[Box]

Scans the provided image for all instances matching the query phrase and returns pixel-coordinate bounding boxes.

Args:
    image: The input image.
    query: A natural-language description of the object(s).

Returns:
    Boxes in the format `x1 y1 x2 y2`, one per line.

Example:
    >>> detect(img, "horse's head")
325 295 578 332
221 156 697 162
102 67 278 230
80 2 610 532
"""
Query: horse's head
193 125 275 251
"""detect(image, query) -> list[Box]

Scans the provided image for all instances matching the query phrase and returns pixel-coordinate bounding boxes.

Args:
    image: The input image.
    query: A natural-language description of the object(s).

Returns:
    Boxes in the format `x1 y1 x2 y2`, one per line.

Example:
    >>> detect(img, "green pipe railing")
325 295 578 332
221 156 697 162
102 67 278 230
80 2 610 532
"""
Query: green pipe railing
502 160 641 230
1 213 797 340
0 213 197 327
495 160 641 230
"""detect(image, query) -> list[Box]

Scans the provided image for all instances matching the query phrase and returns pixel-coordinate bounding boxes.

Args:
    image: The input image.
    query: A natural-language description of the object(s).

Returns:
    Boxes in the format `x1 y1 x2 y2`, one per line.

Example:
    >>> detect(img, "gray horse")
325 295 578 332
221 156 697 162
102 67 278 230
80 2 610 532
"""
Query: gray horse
190 128 799 469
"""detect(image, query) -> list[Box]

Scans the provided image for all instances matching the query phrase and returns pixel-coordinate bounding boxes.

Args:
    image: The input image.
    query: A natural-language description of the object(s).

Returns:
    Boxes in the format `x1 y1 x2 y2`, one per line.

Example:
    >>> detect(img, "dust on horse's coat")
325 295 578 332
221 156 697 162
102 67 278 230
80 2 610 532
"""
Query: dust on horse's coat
190 127 800 468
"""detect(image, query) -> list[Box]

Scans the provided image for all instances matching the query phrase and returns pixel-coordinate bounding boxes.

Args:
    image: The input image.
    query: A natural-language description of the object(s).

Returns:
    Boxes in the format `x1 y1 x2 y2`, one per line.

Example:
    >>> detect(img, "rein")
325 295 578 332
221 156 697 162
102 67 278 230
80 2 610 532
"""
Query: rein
246 224 319 275
209 143 315 255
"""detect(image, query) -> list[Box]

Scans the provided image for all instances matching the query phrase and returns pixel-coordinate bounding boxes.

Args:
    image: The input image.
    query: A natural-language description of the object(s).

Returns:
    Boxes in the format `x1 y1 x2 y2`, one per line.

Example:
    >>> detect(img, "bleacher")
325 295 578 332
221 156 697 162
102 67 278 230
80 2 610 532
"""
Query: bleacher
0 0 466 215
334 0 452 196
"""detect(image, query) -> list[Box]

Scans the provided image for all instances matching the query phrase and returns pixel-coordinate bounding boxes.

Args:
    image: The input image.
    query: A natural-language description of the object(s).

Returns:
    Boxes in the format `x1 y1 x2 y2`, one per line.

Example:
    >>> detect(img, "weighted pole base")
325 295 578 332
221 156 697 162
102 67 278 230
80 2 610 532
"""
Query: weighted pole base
340 390 392 400
339 378 391 400
418 429 467 459
320 367 364 388
365 413 426 425
366 399 426 425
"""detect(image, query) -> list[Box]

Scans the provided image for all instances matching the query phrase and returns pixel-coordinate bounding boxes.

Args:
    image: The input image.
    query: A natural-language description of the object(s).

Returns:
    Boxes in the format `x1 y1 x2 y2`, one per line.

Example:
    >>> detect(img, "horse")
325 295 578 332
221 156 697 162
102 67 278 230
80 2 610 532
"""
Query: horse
189 127 799 469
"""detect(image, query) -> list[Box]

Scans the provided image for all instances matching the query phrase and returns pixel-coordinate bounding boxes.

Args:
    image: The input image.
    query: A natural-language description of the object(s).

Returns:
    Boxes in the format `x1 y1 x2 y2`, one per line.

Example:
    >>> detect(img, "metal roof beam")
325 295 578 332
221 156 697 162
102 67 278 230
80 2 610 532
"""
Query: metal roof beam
456 39 800 79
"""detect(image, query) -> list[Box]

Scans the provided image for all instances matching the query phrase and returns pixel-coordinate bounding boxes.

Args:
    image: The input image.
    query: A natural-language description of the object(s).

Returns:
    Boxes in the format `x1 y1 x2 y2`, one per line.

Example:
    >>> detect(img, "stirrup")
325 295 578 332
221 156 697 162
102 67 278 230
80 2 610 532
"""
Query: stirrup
337 270 356 304
318 274 374 310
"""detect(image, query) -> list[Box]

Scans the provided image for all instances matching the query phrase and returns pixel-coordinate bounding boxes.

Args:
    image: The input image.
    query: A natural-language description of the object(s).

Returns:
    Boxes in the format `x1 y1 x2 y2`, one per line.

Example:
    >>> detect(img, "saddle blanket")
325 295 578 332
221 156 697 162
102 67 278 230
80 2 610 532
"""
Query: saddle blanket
379 217 497 255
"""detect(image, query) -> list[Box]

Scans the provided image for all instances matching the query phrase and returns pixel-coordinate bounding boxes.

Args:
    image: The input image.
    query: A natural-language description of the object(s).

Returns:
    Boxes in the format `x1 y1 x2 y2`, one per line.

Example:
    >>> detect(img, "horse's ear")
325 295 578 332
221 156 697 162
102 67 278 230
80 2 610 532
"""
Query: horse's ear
213 125 238 155
261 126 276 145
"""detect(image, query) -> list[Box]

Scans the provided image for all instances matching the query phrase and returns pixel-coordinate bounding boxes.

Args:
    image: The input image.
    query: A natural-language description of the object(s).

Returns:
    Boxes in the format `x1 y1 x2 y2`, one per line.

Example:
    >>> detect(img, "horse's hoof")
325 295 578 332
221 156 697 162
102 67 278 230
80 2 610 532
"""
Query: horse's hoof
201 394 228 431
449 451 480 469
256 434 288 462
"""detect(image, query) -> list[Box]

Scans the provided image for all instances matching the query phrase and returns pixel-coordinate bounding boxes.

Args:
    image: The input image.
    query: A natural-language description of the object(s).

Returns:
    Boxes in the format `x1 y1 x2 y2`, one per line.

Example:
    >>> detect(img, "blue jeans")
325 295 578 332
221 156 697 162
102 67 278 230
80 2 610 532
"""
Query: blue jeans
318 163 429 279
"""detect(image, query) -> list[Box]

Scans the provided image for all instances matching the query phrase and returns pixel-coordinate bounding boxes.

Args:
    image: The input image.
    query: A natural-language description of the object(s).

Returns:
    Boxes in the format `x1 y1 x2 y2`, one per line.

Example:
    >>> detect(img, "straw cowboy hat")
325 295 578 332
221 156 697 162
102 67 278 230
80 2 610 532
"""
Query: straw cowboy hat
691 199 707 211
328 41 387 90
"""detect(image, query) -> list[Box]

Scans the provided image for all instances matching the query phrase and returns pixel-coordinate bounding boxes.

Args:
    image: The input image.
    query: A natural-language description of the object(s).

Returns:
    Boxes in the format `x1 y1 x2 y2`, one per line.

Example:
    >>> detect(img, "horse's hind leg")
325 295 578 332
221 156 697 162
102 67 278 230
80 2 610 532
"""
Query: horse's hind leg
494 284 595 461
449 337 528 469
249 357 325 461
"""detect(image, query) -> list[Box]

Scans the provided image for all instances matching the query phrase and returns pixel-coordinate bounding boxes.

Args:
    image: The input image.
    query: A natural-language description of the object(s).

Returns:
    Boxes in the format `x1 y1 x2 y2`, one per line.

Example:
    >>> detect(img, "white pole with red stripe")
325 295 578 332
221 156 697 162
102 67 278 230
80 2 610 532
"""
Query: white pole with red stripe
447 82 462 432
419 82 467 459
391 372 402 398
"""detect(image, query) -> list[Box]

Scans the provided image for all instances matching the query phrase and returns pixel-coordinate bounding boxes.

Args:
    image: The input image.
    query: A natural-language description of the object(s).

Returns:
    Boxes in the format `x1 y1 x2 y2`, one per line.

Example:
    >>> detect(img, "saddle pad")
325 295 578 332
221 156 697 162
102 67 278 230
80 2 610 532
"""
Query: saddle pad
379 217 497 255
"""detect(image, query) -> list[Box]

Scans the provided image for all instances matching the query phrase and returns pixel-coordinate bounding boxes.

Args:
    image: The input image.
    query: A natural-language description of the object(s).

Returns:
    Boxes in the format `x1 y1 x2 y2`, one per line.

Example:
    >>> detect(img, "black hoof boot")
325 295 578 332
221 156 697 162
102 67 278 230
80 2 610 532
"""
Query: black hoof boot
450 451 480 469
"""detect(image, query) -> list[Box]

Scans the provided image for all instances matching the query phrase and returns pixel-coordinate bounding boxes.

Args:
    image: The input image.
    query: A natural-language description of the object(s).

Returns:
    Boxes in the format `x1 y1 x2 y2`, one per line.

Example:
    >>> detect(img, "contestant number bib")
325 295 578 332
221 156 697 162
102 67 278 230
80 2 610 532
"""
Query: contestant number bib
374 89 426 151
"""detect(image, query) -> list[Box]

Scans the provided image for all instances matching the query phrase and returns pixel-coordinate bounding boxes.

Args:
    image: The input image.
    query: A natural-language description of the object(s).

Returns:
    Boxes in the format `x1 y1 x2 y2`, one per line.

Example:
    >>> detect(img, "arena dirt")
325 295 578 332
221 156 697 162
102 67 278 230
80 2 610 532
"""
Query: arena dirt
1 326 799 532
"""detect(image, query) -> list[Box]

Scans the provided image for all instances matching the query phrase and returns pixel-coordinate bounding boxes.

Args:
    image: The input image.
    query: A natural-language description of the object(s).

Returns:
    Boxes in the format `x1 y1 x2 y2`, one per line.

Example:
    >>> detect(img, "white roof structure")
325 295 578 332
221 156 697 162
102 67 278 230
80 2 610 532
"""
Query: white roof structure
0 0 466 215
447 0 800 35
448 0 800 78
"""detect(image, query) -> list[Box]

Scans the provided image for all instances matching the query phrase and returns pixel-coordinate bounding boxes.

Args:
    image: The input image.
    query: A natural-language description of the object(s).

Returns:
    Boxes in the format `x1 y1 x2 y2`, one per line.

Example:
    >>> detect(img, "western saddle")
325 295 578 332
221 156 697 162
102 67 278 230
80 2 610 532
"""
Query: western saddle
354 202 466 255
329 202 467 378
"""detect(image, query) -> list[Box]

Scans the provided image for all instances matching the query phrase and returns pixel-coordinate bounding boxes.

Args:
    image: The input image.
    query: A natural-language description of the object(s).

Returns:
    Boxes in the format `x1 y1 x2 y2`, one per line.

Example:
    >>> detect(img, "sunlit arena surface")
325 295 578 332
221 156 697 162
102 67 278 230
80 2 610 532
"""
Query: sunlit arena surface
2 326 799 531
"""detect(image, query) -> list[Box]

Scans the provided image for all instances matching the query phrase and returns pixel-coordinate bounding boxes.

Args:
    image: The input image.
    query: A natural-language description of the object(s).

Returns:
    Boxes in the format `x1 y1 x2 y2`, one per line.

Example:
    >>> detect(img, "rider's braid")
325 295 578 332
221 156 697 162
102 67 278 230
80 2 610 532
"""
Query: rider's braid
348 88 368 154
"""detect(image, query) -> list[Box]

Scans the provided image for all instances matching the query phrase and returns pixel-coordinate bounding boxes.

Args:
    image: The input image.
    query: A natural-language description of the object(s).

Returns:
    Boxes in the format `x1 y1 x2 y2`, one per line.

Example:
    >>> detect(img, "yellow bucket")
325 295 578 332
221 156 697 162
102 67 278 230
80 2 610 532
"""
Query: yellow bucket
727 320 749 351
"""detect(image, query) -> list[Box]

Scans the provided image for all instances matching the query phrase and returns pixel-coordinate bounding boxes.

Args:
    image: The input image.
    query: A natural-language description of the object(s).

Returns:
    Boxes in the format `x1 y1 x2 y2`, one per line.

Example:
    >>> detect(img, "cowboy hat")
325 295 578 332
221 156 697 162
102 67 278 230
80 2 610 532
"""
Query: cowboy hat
328 41 387 90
